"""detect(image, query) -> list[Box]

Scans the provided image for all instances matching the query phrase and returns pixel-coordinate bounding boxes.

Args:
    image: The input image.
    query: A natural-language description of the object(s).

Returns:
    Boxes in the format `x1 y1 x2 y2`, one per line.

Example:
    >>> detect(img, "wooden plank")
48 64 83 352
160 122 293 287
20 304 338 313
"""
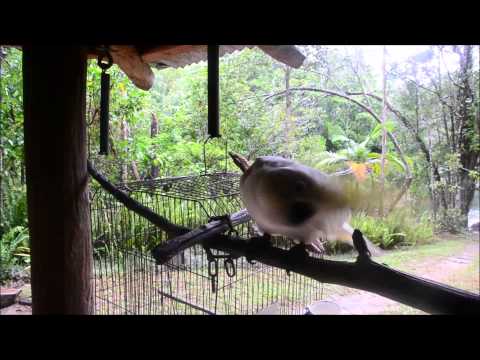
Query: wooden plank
142 45 305 68
109 45 155 90
258 45 306 68
140 45 253 67
23 46 93 314
141 45 205 66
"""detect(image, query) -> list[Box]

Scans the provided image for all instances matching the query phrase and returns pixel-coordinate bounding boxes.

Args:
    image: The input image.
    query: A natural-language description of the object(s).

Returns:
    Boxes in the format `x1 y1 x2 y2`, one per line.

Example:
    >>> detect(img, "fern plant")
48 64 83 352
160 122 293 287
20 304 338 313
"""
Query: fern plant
0 226 30 282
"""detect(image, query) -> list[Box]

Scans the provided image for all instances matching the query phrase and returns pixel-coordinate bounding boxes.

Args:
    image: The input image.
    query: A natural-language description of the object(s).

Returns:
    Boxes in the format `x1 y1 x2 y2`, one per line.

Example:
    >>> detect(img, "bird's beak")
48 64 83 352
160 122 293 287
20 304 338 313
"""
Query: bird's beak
229 152 251 174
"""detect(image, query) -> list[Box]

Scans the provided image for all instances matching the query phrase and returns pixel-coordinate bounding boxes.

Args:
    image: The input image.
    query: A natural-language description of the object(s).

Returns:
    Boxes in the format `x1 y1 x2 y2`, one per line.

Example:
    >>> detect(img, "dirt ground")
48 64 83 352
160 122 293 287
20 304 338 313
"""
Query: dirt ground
0 303 32 315
1 283 32 315
324 238 479 314
1 235 478 315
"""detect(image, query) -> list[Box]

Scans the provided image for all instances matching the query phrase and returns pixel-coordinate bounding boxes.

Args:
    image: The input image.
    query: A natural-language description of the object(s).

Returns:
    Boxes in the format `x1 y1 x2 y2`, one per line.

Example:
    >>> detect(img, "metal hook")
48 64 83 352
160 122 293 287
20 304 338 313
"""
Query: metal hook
97 47 113 71
224 258 236 278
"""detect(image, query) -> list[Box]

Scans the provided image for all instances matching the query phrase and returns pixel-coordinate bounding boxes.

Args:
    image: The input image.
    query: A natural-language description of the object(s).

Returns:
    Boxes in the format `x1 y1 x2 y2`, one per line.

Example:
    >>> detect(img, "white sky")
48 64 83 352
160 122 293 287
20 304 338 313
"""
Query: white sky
322 45 475 89
327 45 462 76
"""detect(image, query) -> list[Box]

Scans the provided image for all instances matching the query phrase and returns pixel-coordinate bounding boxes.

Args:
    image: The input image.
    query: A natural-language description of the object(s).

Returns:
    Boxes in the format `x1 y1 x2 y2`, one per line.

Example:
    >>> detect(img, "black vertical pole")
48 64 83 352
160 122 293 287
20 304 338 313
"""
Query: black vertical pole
208 45 220 138
99 71 110 155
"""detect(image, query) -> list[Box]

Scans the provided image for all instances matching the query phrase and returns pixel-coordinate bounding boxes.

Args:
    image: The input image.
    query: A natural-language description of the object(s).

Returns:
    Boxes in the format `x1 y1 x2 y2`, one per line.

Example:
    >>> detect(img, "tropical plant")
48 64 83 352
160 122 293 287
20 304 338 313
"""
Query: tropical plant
317 121 406 181
0 225 30 282
350 209 434 249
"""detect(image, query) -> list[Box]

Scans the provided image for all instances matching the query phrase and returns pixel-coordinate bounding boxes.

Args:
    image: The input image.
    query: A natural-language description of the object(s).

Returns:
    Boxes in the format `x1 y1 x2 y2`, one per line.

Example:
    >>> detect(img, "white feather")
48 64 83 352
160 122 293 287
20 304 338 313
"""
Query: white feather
240 156 381 255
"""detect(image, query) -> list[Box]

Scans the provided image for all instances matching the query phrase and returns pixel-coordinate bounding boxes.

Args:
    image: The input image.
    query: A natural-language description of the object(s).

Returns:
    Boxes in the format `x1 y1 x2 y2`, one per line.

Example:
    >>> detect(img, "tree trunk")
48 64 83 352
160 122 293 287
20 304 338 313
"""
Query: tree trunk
150 112 159 179
414 64 420 134
379 47 387 217
131 161 141 181
120 120 128 183
23 46 93 314
0 47 4 228
284 66 293 157
456 45 478 219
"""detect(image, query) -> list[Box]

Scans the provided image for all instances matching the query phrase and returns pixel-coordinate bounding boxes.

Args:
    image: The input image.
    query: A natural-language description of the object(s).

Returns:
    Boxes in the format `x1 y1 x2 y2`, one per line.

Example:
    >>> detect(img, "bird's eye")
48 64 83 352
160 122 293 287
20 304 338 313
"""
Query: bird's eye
294 180 307 193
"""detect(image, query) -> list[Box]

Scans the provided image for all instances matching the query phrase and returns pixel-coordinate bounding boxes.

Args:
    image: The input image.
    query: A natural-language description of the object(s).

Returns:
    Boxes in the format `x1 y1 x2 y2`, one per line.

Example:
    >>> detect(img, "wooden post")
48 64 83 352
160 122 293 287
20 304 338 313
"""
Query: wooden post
23 46 93 314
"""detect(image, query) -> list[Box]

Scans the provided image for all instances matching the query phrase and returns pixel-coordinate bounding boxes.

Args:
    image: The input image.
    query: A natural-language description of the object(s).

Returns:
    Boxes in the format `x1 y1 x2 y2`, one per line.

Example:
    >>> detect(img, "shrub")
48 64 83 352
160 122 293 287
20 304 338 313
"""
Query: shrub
350 209 434 250
0 183 28 238
436 208 468 233
0 225 30 283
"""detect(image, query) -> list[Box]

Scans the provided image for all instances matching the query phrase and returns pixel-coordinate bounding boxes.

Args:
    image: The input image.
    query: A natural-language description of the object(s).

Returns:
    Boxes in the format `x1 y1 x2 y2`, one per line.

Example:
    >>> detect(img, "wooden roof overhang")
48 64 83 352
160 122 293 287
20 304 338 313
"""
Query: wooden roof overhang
87 45 306 90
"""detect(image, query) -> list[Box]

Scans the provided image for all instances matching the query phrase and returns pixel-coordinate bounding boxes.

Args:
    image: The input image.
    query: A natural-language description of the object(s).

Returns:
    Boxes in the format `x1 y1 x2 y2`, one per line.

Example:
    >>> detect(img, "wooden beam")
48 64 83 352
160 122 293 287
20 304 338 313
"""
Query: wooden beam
141 45 207 67
140 45 306 69
87 45 306 89
140 45 254 67
109 45 155 91
258 45 306 68
23 45 93 314
88 45 305 89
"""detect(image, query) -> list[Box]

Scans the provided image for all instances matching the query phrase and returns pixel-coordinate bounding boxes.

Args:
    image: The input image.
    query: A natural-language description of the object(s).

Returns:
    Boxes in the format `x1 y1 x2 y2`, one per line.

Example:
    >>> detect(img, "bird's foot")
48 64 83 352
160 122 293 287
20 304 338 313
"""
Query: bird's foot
285 243 309 276
305 241 325 255
245 233 272 265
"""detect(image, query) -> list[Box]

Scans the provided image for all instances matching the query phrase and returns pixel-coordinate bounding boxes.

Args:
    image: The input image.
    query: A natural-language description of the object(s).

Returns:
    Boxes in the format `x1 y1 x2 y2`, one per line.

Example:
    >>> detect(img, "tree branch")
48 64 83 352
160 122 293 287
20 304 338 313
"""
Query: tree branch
88 159 479 314
149 214 479 314
151 209 251 264
87 160 190 237
202 232 479 315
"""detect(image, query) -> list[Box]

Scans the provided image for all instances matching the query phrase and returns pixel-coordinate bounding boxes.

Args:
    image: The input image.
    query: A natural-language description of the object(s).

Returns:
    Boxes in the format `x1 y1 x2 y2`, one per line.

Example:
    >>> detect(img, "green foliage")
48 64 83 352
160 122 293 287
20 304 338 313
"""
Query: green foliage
1 48 27 237
295 135 326 166
0 225 30 283
1 45 477 285
437 208 468 233
0 181 27 235
351 209 434 249
316 122 406 180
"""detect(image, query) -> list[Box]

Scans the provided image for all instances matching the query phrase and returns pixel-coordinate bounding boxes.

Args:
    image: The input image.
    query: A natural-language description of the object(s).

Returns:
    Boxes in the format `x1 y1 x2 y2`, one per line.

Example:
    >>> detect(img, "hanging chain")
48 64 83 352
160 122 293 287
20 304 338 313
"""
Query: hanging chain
97 46 113 156
203 214 239 295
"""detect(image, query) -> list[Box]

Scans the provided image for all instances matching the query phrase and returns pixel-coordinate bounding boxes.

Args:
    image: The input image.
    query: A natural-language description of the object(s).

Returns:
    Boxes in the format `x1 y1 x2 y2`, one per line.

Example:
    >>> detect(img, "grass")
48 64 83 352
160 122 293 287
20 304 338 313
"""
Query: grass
375 235 467 271
441 250 479 294
378 233 479 315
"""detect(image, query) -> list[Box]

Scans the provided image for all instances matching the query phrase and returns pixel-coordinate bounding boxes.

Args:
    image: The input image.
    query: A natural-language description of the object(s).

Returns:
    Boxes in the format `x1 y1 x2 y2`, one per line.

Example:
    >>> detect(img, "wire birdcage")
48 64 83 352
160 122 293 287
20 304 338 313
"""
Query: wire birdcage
89 170 327 315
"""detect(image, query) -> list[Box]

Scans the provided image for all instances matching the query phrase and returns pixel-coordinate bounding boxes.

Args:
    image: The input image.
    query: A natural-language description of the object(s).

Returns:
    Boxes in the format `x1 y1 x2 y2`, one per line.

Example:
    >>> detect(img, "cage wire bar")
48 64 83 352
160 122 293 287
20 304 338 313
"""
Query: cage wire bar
89 170 328 315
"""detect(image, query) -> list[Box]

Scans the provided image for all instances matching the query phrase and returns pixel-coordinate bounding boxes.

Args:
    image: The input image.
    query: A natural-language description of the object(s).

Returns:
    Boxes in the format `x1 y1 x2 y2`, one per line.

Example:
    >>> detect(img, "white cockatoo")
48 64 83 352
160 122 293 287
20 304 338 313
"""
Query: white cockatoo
231 153 381 256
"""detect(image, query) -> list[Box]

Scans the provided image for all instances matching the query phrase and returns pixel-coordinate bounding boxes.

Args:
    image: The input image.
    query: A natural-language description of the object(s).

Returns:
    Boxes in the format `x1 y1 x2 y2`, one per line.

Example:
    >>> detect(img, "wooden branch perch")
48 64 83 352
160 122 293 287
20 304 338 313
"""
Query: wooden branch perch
151 209 251 264
88 159 480 314
202 233 479 315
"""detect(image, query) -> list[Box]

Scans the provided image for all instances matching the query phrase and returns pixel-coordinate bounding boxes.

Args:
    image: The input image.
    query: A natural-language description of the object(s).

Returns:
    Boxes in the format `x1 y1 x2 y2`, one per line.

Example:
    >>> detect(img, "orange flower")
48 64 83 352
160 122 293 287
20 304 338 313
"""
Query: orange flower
347 161 369 182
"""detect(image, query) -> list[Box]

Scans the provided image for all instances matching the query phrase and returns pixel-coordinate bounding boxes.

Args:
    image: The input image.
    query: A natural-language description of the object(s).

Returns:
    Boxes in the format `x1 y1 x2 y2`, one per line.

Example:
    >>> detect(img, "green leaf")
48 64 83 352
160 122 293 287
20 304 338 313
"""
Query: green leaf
367 152 406 173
